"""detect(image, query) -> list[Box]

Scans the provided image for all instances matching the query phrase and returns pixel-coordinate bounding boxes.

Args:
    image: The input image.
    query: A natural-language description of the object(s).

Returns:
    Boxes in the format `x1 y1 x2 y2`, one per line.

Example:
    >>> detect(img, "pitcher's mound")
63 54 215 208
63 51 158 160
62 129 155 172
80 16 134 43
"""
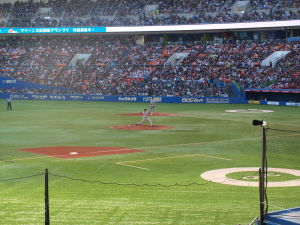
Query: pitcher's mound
118 113 182 116
110 124 172 130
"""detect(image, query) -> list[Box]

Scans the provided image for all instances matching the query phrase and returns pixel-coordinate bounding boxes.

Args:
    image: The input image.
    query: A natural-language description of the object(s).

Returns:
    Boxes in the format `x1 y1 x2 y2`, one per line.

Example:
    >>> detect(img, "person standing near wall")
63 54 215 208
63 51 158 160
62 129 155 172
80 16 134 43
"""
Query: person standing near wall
149 98 156 115
6 97 12 111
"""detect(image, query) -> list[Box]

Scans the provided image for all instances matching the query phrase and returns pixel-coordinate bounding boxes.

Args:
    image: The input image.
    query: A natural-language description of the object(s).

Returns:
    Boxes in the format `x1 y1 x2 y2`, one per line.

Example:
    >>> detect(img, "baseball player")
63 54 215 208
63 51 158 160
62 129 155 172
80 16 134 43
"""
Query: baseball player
6 97 12 111
149 98 156 115
135 108 152 126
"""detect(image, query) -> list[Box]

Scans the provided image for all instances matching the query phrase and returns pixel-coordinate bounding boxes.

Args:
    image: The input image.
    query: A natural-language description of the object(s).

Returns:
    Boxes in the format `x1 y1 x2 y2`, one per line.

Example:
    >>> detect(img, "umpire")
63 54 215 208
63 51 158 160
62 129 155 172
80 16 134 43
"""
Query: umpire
6 97 12 111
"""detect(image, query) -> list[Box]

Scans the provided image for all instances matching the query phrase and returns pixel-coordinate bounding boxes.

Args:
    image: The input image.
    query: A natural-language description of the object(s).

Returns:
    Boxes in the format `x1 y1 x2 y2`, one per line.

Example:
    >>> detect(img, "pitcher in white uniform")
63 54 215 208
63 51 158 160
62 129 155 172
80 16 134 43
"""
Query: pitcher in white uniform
135 109 152 126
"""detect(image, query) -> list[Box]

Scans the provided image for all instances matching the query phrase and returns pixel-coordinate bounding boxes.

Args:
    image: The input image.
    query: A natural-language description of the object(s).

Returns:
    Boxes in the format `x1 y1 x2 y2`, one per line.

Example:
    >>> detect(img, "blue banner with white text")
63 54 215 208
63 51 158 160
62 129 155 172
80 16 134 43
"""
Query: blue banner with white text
0 93 247 104
0 76 67 91
0 27 106 34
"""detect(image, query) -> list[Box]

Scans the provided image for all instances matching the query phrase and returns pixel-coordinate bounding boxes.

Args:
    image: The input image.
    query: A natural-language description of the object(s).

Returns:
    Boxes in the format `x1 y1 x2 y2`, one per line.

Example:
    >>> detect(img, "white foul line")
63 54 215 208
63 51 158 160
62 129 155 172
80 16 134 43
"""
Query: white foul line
116 163 150 170
116 154 232 170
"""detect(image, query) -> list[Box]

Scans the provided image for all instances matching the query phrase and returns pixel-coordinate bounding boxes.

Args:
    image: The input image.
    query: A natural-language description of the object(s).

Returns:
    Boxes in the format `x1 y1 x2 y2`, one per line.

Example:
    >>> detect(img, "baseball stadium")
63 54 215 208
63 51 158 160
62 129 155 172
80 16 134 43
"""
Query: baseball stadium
0 0 300 224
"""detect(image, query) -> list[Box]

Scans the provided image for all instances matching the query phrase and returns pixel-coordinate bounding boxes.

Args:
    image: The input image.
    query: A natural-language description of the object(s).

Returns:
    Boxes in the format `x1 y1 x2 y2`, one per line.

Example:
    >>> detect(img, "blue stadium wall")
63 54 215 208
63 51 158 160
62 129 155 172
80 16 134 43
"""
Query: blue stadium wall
0 76 67 91
0 92 246 104
1 76 300 105
0 75 246 104
1 92 299 106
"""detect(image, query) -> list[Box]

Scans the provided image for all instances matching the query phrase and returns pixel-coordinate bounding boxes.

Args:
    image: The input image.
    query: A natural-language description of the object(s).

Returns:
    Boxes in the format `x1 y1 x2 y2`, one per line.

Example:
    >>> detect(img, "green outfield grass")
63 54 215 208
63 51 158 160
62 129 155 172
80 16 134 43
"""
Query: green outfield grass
0 100 300 224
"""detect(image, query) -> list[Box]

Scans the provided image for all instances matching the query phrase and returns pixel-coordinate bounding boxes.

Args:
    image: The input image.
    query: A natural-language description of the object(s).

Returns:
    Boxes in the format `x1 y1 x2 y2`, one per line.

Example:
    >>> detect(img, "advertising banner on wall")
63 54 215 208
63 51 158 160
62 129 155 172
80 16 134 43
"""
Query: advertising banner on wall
0 93 247 104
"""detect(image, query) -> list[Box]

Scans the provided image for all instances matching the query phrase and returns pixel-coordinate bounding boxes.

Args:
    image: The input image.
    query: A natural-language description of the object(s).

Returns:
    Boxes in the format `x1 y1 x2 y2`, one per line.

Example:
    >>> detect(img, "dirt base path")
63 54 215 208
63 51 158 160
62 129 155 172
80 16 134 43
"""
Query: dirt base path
201 167 300 187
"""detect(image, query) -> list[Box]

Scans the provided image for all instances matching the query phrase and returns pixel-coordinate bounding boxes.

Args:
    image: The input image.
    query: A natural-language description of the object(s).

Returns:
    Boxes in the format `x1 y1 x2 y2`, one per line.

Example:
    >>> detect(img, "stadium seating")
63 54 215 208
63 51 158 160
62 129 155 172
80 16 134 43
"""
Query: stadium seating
1 37 299 96
0 0 299 27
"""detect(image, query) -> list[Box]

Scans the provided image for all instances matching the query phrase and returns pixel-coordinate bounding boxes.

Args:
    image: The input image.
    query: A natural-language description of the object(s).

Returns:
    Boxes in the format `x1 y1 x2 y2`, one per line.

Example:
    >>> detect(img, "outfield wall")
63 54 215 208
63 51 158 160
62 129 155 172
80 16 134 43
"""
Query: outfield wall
245 88 300 102
0 93 247 104
248 100 300 107
1 93 300 106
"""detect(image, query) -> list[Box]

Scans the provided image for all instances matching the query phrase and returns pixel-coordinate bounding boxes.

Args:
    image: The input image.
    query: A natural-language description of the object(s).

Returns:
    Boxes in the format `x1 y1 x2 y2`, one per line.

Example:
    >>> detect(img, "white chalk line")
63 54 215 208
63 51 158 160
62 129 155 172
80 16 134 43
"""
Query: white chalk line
182 113 300 127
116 163 150 171
1 133 299 163
135 133 300 150
118 154 231 164
116 154 232 170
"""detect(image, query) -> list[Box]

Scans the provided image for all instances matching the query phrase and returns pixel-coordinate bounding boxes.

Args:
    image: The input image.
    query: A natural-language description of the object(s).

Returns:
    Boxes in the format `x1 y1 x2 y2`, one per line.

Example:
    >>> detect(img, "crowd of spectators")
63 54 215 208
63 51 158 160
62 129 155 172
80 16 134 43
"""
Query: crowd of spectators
271 49 300 89
0 36 299 97
1 0 300 27
249 0 300 10
144 40 300 96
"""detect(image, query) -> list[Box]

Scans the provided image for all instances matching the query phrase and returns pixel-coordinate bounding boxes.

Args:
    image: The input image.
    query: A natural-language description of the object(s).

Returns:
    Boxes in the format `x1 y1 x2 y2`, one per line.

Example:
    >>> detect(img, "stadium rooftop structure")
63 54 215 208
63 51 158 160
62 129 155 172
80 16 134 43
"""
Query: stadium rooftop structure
0 20 300 35
106 20 300 34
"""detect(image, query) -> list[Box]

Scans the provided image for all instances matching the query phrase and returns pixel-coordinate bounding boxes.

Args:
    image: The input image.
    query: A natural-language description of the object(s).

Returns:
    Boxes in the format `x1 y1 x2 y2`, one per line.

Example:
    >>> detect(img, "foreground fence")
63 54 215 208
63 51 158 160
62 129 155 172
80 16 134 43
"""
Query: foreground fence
0 167 298 225
0 169 261 225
